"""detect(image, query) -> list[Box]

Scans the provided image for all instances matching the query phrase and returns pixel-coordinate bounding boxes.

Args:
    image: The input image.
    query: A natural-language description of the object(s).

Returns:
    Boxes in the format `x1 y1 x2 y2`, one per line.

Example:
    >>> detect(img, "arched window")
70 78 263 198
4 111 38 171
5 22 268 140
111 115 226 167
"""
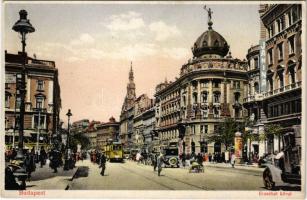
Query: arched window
234 92 240 103
202 91 208 103
277 67 284 88
214 40 219 46
288 61 296 84
213 91 221 103
36 96 45 109
203 40 208 46
267 71 274 91
193 92 198 104
191 142 195 153
254 82 259 93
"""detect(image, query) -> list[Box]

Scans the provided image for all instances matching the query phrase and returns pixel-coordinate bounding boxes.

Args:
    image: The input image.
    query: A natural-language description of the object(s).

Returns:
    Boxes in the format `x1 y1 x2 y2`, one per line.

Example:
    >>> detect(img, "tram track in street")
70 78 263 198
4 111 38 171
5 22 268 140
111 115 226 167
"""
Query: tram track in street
120 162 209 190
119 164 175 190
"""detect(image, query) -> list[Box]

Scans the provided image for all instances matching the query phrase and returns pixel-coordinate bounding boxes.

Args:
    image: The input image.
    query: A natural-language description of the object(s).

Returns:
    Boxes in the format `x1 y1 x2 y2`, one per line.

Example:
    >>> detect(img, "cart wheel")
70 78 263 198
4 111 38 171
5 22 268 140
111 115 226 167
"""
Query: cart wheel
263 168 275 190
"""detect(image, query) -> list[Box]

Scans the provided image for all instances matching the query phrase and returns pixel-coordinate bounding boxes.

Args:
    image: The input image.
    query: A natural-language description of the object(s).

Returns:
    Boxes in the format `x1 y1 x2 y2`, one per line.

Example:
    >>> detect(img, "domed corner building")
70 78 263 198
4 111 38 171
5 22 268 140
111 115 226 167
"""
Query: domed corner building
154 8 248 155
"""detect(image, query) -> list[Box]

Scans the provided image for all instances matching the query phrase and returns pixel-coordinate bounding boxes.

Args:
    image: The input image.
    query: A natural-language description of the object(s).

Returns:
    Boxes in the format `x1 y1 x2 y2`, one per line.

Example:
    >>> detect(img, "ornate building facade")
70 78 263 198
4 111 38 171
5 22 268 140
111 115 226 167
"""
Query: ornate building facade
155 10 248 155
5 51 61 149
244 4 302 156
261 4 302 153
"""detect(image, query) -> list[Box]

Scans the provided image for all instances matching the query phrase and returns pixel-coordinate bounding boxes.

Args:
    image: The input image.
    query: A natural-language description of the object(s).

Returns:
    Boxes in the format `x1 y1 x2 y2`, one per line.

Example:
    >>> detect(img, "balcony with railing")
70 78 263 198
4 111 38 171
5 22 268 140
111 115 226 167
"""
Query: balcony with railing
264 81 301 98
243 93 263 103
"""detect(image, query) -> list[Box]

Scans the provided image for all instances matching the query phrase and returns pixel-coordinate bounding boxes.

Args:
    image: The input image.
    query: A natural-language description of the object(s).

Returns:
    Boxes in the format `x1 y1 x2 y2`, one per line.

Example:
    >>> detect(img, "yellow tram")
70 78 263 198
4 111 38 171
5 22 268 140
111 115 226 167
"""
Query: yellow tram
104 141 123 162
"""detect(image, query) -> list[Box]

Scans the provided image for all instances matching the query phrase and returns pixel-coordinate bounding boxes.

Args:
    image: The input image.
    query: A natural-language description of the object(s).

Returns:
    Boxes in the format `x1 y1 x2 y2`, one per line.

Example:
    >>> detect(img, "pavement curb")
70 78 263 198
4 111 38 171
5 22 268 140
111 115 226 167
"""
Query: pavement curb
204 164 265 173
65 167 79 190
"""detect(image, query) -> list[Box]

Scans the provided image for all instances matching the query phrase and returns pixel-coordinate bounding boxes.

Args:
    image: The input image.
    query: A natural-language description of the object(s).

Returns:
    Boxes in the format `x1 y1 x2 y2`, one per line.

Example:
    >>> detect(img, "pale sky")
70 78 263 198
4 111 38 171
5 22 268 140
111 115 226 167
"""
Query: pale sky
4 2 260 124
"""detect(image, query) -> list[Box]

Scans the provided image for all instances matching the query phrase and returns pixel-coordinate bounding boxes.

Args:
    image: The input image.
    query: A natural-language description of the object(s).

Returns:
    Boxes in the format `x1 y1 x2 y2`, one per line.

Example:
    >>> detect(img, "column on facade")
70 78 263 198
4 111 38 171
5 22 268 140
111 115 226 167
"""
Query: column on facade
26 75 31 111
197 80 201 103
48 80 54 112
208 79 213 103
188 82 192 105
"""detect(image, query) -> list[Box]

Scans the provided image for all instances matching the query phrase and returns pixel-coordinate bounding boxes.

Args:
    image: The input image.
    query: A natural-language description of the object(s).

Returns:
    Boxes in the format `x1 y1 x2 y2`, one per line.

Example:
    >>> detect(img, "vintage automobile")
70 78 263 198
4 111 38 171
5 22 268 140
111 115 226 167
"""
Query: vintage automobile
263 125 301 190
163 143 180 168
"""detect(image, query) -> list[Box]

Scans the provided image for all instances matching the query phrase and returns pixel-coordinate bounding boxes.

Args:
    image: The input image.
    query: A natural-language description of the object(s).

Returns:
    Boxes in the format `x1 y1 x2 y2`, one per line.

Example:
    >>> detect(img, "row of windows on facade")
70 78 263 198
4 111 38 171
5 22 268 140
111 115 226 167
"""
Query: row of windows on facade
5 80 46 108
5 95 46 109
266 6 301 38
160 90 241 114
5 80 45 91
182 91 241 104
160 80 241 105
5 115 46 130
268 100 301 118
160 106 241 124
183 80 241 91
266 66 297 91
267 35 296 65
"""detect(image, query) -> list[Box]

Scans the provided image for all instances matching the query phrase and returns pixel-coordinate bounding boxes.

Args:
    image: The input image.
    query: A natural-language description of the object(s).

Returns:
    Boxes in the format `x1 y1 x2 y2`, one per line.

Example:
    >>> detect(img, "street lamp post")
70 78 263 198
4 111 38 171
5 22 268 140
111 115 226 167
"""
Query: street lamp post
36 108 41 153
12 10 35 160
64 109 72 170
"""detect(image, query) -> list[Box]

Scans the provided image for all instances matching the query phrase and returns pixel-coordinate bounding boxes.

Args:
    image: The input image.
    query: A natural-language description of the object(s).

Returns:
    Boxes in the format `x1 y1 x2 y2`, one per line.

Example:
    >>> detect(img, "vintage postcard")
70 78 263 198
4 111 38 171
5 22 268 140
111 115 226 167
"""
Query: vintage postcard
0 1 305 199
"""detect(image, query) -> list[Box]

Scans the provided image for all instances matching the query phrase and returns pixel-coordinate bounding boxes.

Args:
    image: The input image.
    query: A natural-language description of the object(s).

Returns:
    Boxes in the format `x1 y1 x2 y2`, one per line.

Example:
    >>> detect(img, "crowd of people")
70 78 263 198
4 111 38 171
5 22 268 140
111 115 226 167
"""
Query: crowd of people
5 146 85 190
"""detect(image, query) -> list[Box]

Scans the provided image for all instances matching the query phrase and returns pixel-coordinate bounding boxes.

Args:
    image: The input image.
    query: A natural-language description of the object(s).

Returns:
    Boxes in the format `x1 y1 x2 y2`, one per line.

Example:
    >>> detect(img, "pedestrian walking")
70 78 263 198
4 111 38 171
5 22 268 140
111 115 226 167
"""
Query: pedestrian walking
157 153 165 176
99 153 107 176
49 148 60 173
208 153 212 163
24 150 35 181
225 151 229 163
181 153 186 168
39 146 47 168
197 153 203 166
151 152 158 171
136 152 141 164
230 153 236 168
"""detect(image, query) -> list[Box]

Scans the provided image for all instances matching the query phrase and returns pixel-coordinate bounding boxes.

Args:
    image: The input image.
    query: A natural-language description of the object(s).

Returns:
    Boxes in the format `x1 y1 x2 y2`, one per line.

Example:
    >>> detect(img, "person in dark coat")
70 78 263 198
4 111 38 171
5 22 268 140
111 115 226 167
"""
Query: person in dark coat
49 149 60 173
197 153 203 166
39 146 47 168
24 149 36 181
5 164 22 190
181 153 186 167
208 153 212 162
99 153 107 176
151 153 158 171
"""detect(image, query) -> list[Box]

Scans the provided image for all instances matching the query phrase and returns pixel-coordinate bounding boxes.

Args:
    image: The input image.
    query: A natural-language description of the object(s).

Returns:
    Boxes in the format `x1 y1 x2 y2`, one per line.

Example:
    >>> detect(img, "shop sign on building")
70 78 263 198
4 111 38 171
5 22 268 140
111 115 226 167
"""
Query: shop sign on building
259 40 266 92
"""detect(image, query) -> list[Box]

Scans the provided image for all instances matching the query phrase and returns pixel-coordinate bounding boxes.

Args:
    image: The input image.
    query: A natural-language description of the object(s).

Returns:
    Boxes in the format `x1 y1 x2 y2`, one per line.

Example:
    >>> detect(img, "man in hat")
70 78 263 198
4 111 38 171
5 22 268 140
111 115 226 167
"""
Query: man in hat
5 161 22 190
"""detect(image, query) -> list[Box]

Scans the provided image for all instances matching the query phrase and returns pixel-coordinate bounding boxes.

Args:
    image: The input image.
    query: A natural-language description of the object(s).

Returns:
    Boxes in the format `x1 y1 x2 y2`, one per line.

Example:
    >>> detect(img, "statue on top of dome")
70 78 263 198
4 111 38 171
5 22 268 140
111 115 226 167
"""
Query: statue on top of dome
203 5 213 22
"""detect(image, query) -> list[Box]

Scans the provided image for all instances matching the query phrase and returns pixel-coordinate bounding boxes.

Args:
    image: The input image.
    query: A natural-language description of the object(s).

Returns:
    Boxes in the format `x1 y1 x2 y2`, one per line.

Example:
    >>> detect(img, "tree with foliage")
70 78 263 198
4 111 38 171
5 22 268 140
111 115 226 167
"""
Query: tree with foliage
208 117 242 150
69 133 90 152
264 124 283 152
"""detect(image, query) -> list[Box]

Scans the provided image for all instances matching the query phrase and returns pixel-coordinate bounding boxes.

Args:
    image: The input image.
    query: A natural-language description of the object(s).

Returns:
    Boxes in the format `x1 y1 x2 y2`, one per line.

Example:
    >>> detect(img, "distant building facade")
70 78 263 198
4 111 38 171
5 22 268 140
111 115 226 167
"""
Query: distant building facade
132 94 155 151
96 117 120 150
5 51 61 149
71 119 90 135
119 63 136 150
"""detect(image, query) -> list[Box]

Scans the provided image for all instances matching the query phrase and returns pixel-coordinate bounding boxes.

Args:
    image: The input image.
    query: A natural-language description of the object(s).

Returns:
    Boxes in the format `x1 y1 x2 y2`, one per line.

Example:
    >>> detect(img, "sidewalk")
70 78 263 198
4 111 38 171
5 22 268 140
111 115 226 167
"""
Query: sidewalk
203 162 265 172
25 160 78 190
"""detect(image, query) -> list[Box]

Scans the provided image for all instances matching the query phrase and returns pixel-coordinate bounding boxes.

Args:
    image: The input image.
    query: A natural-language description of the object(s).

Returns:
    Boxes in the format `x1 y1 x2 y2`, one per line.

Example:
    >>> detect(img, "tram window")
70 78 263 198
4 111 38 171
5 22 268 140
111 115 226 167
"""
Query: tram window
113 145 122 150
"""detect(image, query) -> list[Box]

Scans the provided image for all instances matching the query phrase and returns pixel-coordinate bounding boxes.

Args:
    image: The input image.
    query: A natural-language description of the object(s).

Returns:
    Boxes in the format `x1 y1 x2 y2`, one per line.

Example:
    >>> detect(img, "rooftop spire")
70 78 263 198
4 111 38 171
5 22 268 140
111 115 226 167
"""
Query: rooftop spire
203 5 213 30
129 61 134 81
